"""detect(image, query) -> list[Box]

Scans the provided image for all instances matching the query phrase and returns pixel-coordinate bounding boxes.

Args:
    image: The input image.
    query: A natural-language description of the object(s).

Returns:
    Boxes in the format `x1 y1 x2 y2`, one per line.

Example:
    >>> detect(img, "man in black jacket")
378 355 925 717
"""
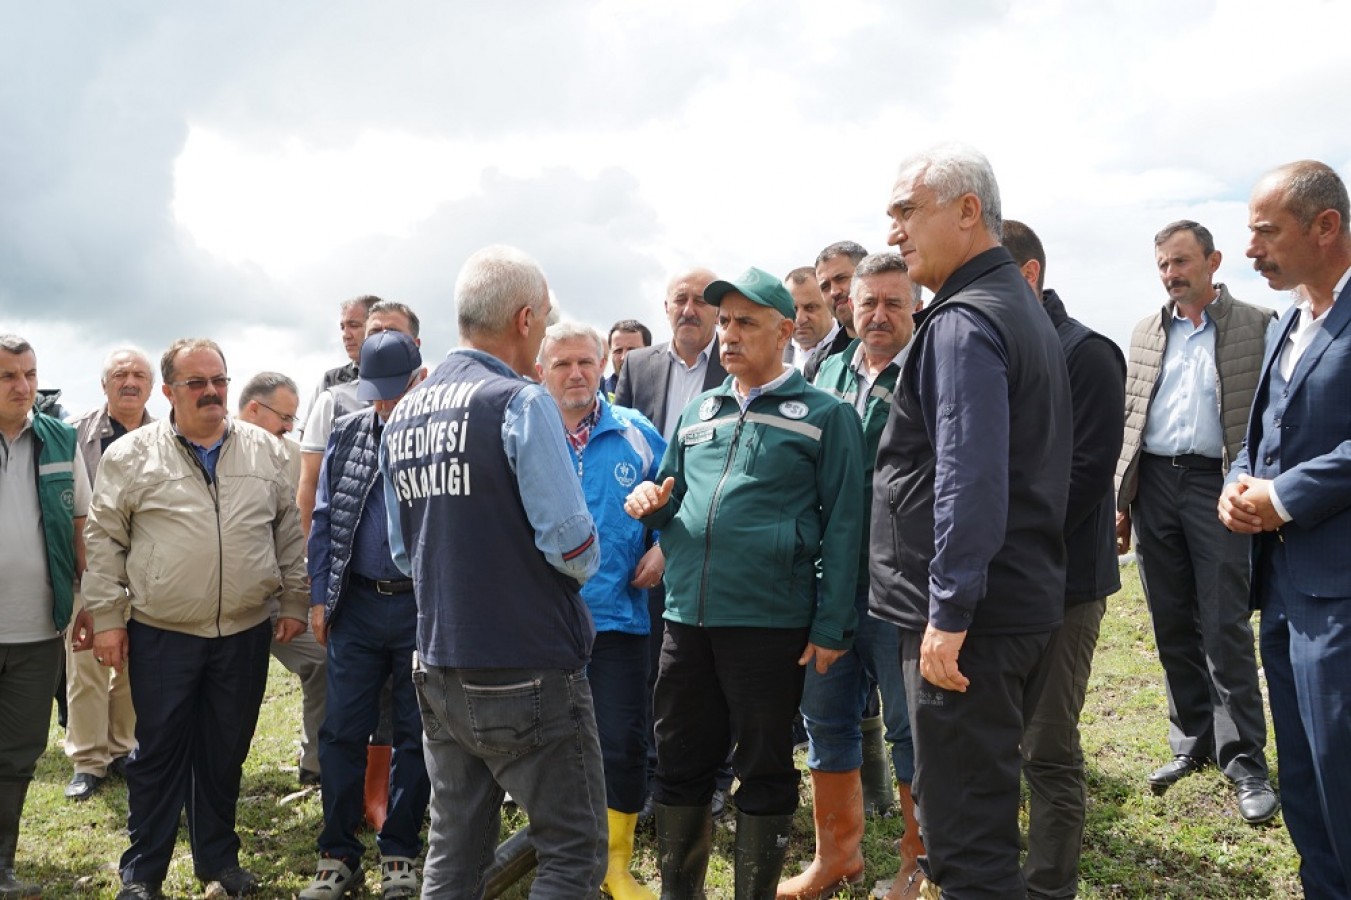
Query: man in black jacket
1005 220 1125 900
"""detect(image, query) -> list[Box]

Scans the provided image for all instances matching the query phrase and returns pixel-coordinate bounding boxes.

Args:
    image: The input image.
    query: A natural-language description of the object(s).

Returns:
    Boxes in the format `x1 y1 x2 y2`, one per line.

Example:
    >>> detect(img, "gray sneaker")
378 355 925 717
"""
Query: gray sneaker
299 859 363 899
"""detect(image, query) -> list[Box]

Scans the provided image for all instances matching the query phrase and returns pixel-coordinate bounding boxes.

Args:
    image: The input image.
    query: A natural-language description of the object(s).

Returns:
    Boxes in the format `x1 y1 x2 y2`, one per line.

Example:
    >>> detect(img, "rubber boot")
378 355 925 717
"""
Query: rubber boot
363 744 391 832
775 769 864 899
0 779 41 899
860 715 894 816
654 803 711 900
734 811 793 900
602 809 655 899
885 782 927 900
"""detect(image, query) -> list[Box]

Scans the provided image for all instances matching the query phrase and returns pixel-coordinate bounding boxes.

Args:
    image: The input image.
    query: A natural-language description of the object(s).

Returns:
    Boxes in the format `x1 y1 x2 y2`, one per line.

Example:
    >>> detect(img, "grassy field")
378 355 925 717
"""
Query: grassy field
16 561 1301 898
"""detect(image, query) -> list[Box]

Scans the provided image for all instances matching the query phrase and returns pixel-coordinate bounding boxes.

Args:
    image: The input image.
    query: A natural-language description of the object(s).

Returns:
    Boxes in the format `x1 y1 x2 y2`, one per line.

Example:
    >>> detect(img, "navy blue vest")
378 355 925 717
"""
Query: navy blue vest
320 407 383 623
383 351 594 669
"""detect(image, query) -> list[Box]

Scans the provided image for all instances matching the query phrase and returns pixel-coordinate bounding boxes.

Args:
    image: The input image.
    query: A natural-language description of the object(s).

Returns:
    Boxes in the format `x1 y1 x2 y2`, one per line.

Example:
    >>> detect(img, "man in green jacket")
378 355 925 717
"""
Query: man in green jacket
1 334 90 899
625 267 865 897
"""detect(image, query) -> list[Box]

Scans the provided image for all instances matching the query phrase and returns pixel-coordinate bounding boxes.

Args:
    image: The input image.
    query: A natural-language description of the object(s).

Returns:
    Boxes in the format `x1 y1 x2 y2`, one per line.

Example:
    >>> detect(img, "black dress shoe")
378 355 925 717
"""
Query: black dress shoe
116 882 163 900
200 865 260 897
298 767 321 787
1148 755 1209 795
108 755 130 777
1235 777 1281 824
64 772 104 801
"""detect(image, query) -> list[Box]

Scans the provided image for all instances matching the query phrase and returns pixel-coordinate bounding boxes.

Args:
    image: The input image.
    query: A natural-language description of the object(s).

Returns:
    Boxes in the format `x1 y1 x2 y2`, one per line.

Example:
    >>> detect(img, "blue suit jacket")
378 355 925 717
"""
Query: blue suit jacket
1229 279 1351 597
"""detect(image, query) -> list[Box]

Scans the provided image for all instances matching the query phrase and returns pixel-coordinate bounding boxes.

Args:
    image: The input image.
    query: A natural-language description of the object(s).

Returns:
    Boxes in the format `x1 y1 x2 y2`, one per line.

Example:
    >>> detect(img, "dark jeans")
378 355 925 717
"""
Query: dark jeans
317 583 429 862
1258 540 1351 898
1021 599 1106 899
589 631 650 813
121 620 271 886
902 627 1051 900
0 638 61 781
1133 456 1267 781
653 622 807 816
416 664 607 898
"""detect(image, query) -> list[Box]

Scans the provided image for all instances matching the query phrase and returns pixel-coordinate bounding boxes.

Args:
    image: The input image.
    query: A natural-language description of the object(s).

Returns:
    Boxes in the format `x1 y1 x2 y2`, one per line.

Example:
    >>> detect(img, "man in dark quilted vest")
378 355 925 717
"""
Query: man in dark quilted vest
381 245 604 897
302 330 430 900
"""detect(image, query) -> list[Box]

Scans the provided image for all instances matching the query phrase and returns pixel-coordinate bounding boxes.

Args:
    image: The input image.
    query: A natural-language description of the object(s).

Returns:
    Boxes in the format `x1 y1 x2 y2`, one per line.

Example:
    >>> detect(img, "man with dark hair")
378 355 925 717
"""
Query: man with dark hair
783 267 839 375
1220 159 1351 896
870 144 1072 897
302 332 430 900
807 242 869 380
85 338 308 900
0 334 89 899
1005 220 1126 899
63 348 154 804
625 267 864 896
604 319 652 399
1116 219 1278 824
383 245 606 895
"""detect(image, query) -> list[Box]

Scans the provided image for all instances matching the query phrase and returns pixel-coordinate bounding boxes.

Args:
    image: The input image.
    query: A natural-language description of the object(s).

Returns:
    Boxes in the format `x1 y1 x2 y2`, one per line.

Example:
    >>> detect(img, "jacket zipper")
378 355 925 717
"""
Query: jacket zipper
697 406 747 626
180 436 225 636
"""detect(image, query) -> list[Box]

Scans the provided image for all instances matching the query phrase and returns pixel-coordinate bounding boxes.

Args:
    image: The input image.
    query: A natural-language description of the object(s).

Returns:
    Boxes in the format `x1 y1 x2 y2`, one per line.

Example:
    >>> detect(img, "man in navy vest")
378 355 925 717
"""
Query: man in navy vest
1221 160 1351 898
381 245 605 897
301 331 430 900
0 334 89 899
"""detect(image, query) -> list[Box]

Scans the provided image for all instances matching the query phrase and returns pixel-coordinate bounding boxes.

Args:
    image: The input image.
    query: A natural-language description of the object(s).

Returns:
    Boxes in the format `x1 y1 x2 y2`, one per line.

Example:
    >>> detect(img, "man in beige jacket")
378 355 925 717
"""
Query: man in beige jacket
83 338 308 900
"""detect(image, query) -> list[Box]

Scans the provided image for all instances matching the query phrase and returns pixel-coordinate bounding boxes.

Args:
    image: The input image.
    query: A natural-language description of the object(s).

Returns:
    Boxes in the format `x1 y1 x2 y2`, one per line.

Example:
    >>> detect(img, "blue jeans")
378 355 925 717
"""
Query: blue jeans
317 582 429 863
800 597 913 782
588 631 650 813
415 664 607 898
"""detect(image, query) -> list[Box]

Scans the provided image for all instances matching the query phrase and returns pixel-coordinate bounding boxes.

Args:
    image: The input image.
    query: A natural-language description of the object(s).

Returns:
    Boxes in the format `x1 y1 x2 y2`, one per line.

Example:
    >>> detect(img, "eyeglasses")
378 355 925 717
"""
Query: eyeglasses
255 400 298 425
169 376 231 392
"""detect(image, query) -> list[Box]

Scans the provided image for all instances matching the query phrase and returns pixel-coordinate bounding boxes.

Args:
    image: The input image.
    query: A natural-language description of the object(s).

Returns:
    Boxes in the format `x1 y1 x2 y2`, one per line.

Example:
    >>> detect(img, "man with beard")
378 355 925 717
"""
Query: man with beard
63 348 155 804
84 338 308 900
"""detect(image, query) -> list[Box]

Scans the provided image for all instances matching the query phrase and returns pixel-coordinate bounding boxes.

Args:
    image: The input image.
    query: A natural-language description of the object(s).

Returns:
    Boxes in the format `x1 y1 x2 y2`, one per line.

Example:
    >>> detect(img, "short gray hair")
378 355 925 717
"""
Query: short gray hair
456 245 548 337
851 253 923 304
0 334 33 356
896 142 1003 240
237 372 298 412
101 347 155 385
539 321 605 365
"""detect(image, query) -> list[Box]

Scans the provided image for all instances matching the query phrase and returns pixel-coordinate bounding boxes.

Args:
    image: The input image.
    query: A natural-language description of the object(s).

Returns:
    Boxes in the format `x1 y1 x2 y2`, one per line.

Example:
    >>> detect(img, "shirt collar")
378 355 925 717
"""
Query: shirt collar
849 341 905 376
797 320 840 357
732 365 794 409
667 333 717 368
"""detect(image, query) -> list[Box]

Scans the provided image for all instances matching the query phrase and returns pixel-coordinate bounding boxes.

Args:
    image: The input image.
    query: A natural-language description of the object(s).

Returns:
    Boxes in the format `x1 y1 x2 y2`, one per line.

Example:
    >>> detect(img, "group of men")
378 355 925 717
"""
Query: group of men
1 149 1349 900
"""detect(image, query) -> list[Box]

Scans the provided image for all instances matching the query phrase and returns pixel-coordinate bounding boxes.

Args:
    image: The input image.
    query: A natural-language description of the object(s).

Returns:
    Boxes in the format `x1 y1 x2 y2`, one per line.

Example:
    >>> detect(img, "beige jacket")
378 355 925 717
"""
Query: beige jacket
82 418 308 637
1116 283 1274 510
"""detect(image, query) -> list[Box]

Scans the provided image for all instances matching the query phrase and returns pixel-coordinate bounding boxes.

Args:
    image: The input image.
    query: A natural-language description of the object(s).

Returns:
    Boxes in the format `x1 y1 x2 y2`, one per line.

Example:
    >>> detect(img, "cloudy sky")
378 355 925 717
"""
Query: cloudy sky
3 0 1349 417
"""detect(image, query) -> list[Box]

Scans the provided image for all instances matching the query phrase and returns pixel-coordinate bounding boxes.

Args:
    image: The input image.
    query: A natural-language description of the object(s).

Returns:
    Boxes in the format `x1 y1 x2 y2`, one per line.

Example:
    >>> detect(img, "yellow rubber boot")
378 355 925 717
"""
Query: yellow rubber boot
601 808 656 899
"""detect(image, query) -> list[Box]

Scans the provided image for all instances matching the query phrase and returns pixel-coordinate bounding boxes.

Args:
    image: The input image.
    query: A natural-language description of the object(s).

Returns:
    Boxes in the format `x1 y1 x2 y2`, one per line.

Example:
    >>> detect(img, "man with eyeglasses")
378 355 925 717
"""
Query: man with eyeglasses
83 338 308 900
237 372 327 790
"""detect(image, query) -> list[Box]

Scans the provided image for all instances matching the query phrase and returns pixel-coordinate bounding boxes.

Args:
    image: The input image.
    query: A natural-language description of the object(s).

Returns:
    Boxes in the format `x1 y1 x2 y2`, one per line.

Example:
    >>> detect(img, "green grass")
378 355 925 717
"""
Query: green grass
16 562 1301 897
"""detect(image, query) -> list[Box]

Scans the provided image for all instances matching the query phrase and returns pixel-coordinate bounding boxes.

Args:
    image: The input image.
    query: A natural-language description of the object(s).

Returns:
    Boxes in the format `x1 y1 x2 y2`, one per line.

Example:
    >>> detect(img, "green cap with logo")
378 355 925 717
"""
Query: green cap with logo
703 267 795 320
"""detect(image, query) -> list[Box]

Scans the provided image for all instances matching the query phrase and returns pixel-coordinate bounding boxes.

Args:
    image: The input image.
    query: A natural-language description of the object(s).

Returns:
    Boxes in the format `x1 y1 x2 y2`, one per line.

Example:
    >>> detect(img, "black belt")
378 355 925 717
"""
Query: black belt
1144 452 1222 471
350 572 415 595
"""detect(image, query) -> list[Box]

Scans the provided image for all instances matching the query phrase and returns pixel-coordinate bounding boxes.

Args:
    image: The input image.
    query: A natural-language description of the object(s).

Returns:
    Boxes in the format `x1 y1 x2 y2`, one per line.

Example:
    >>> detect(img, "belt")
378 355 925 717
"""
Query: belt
1144 452 1222 471
349 572 415 595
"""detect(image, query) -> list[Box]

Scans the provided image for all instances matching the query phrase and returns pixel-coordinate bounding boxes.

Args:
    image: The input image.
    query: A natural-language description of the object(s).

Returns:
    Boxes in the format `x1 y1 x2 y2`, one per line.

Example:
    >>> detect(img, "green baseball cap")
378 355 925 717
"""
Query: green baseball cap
703 267 795 320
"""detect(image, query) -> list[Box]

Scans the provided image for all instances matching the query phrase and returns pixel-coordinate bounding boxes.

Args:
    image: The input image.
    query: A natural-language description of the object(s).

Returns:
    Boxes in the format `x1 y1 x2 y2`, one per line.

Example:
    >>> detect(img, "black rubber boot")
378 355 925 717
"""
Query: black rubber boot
733 810 792 899
861 713 896 816
655 802 711 900
0 779 40 900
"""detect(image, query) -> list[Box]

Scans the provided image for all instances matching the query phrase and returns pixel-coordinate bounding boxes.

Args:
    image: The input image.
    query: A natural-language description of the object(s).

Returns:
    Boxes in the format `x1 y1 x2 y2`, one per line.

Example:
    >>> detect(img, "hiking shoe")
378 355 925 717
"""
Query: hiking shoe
200 865 260 897
299 859 363 899
381 856 419 899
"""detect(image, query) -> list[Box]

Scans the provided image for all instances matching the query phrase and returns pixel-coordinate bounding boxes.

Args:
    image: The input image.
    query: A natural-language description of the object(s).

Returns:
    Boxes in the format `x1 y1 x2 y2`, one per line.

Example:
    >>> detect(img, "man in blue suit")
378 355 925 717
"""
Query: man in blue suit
1220 159 1351 898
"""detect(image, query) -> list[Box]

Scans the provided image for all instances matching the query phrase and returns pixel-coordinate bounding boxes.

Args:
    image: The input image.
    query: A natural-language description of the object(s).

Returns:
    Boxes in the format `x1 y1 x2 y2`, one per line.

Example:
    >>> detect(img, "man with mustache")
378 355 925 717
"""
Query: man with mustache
1219 159 1351 896
83 338 308 899
1116 220 1278 824
625 267 864 896
779 253 924 900
62 348 156 804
